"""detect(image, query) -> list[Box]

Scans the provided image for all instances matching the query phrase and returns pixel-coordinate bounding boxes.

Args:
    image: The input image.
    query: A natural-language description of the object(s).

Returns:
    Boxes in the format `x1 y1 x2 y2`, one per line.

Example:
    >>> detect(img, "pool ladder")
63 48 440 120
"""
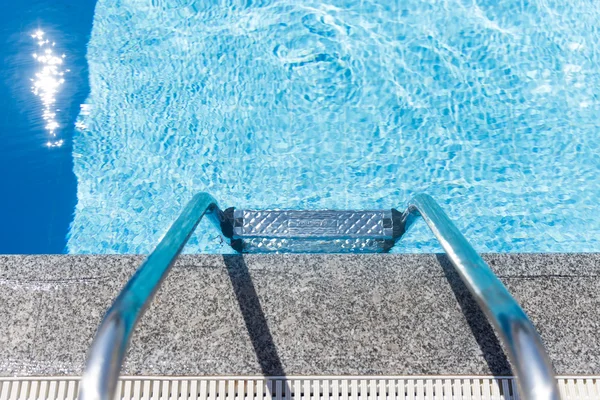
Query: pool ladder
79 193 560 400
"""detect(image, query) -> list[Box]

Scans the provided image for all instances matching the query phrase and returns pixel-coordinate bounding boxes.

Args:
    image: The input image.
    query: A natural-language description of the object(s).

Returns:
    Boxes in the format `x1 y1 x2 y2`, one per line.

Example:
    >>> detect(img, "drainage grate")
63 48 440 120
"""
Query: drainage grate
2 376 599 400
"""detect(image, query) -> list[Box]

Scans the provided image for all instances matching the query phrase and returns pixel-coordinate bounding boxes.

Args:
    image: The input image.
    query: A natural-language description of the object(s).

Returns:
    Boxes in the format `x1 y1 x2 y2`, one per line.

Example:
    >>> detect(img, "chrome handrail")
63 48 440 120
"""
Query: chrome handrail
400 193 559 400
79 192 559 400
79 193 229 400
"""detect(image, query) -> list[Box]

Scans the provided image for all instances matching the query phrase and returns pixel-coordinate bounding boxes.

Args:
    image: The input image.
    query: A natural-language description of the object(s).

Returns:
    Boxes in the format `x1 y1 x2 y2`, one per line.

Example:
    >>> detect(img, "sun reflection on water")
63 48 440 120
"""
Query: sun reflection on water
31 30 68 148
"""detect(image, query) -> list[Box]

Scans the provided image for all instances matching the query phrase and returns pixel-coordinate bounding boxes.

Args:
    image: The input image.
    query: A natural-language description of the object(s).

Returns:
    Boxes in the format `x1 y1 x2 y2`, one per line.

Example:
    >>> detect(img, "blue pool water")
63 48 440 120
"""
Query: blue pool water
2 0 600 254
0 0 95 254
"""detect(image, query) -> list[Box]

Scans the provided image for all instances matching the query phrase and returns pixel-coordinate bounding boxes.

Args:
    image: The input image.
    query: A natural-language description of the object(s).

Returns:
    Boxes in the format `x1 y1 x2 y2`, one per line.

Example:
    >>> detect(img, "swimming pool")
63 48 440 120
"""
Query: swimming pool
2 0 599 254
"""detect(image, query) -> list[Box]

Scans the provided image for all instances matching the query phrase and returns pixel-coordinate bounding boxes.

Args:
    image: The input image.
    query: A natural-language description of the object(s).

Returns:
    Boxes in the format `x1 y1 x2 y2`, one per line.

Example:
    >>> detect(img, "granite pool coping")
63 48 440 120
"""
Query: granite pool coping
1 254 599 377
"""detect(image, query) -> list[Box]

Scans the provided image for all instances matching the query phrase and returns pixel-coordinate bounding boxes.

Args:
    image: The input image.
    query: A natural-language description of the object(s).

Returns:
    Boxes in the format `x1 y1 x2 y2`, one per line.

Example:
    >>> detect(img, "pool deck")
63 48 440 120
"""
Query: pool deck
1 254 599 377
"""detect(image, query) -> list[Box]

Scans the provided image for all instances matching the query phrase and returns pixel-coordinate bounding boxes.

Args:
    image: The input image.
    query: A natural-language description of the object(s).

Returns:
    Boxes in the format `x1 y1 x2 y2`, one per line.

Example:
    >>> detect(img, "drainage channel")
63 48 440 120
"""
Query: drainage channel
2 377 599 400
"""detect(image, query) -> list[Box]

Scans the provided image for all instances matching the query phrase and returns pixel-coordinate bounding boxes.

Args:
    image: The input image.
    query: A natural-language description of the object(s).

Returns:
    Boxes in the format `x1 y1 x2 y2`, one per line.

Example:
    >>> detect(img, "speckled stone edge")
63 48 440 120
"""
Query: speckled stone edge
1 254 599 377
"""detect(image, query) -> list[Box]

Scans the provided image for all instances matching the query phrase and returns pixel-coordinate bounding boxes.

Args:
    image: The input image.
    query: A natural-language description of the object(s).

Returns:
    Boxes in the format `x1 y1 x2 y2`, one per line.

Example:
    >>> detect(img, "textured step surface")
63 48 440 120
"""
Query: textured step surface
1 254 599 377
232 210 396 238
229 209 399 253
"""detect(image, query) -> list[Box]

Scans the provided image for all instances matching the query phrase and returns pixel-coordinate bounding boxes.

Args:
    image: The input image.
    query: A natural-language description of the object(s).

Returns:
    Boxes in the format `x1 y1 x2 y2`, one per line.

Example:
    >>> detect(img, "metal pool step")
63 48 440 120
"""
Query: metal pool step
3 376 599 400
225 209 403 252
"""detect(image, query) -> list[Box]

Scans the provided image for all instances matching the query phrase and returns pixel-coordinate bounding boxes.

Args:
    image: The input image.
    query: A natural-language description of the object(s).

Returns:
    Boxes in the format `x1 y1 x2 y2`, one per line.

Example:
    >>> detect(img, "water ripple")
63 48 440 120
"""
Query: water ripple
69 0 600 253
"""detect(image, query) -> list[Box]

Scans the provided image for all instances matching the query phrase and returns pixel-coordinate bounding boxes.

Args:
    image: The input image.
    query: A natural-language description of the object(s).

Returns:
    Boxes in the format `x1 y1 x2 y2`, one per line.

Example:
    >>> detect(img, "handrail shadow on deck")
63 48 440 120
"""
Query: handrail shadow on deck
223 253 514 378
436 253 513 377
223 255 286 377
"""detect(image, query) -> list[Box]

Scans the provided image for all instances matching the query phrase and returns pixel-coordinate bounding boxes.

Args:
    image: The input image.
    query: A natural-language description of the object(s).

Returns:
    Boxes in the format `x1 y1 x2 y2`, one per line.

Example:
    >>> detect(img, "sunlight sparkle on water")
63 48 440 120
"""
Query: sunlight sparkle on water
31 30 66 148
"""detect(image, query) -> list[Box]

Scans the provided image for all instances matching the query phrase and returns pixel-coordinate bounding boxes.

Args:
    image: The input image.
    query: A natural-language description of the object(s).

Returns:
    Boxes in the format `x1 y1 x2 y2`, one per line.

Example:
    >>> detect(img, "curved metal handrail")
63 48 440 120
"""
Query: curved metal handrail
79 192 559 400
79 193 229 400
400 193 559 400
